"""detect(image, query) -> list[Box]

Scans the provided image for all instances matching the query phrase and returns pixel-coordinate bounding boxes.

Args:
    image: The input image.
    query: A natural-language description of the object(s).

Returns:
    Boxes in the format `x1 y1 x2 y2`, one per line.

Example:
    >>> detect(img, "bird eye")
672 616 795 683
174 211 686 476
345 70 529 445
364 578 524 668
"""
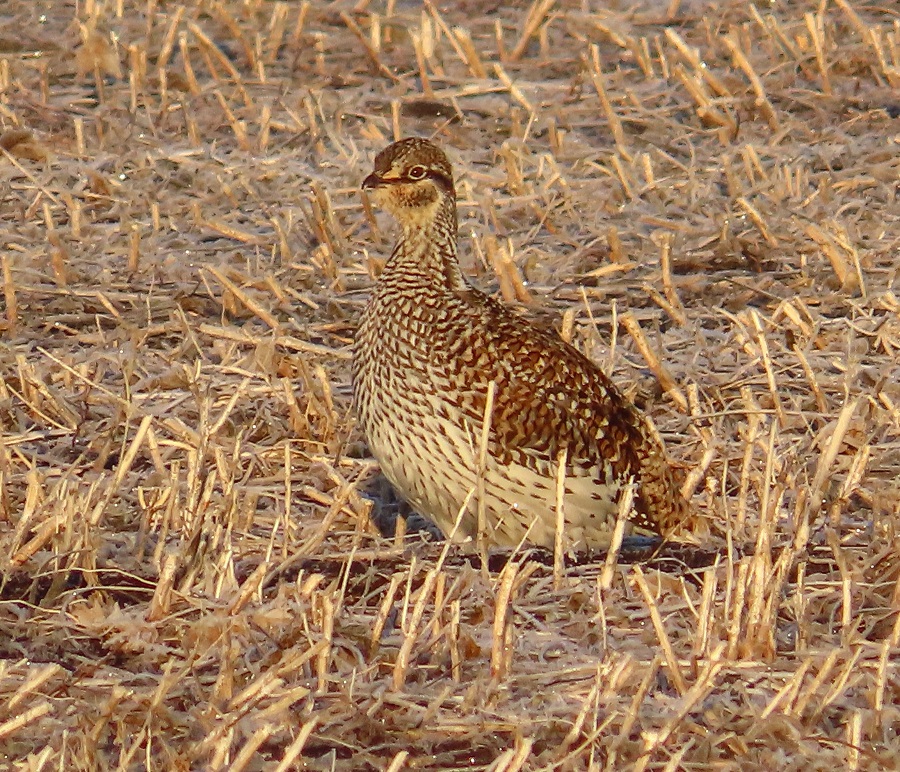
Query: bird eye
407 165 427 180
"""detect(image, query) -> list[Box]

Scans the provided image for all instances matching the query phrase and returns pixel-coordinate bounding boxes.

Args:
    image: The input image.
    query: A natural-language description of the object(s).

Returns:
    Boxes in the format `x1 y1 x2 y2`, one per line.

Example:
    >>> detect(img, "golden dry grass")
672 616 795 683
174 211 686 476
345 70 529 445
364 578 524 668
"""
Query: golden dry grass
1 0 899 769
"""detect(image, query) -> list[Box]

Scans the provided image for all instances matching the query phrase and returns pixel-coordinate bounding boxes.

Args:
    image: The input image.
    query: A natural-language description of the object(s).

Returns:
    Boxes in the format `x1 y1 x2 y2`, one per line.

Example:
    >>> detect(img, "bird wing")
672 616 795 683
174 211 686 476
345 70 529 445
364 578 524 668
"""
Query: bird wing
440 294 650 482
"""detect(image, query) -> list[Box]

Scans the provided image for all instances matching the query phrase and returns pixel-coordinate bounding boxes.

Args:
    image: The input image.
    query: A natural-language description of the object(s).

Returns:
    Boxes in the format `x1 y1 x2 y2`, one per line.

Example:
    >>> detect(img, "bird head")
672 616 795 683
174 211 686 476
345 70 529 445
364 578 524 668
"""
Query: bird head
362 138 455 227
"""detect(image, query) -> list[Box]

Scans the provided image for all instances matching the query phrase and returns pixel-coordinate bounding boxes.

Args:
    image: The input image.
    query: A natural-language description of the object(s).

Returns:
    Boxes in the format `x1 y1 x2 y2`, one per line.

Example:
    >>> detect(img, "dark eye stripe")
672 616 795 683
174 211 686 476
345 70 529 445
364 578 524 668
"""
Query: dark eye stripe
422 170 453 191
390 169 453 190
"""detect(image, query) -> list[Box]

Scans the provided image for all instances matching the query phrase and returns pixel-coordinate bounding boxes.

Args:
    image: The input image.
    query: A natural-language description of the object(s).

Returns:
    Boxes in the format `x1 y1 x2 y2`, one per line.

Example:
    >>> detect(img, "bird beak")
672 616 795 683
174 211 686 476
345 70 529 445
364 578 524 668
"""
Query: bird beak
362 173 383 190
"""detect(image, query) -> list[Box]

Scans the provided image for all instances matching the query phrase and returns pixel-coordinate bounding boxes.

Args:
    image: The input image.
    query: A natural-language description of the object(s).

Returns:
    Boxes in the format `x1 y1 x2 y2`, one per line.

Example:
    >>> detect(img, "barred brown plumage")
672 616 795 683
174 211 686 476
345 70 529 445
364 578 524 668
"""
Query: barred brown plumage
353 137 693 550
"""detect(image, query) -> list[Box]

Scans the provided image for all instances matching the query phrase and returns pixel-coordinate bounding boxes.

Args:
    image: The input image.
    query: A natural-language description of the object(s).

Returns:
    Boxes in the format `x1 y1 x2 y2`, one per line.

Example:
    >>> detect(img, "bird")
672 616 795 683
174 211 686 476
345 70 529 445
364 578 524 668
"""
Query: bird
352 137 693 551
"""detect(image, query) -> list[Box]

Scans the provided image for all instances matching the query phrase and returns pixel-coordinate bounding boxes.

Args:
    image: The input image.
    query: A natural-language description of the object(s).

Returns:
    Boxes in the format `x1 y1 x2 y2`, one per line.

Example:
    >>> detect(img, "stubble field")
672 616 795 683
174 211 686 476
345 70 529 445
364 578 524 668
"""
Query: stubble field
0 0 899 769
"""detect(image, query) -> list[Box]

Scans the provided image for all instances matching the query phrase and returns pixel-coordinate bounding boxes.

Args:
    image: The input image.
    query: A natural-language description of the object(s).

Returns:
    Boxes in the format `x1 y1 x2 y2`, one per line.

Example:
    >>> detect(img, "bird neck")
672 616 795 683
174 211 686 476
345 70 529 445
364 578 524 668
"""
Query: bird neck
385 196 465 291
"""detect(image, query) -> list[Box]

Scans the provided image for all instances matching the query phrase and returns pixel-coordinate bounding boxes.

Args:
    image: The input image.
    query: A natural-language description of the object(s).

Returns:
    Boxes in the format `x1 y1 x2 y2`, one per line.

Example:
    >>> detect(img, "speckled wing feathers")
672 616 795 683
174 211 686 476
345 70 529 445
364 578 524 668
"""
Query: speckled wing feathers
427 292 685 534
